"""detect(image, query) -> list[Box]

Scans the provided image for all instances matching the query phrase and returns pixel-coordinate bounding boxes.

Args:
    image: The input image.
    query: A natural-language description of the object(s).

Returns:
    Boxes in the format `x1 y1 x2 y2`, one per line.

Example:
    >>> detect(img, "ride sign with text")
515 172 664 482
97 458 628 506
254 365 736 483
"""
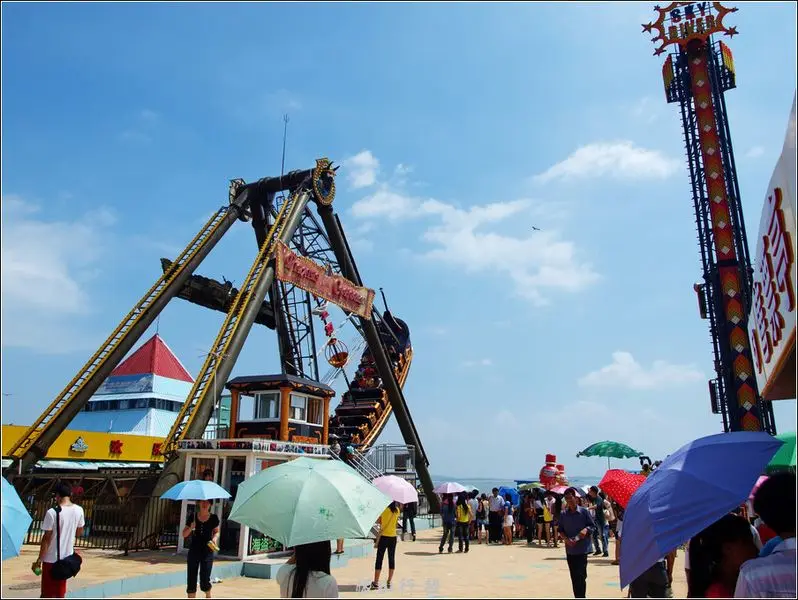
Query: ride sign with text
275 241 375 319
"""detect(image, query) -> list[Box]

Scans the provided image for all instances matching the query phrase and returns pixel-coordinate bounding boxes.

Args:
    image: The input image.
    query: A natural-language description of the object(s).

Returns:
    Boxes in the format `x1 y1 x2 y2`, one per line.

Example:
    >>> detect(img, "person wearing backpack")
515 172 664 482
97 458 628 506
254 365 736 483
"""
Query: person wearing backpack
34 482 85 599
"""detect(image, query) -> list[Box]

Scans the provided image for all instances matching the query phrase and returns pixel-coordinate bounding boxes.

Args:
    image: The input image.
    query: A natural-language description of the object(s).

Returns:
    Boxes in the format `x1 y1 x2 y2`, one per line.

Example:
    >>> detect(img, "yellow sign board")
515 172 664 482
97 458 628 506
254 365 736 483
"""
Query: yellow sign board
2 425 165 463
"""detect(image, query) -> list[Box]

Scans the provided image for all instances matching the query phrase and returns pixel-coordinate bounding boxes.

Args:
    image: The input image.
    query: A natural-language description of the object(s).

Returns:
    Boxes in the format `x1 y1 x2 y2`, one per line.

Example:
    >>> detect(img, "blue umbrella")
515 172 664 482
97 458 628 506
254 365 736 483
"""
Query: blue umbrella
2 478 32 560
620 431 783 588
160 480 231 501
498 486 520 506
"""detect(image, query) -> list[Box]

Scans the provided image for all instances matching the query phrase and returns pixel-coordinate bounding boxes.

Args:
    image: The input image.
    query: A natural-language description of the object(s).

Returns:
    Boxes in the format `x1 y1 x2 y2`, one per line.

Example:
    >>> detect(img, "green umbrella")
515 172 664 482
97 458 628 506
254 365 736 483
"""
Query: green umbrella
766 432 796 474
518 482 544 491
228 457 391 547
577 440 643 469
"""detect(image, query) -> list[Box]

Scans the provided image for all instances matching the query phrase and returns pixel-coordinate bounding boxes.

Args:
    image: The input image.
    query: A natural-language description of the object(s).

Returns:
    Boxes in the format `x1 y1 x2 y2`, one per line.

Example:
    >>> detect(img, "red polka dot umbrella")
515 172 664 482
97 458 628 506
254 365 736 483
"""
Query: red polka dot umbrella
598 469 647 509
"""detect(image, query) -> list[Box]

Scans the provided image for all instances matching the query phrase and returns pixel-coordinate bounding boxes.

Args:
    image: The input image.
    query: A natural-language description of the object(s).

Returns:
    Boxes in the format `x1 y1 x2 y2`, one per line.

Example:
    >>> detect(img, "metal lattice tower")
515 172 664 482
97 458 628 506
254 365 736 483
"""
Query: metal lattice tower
645 2 776 433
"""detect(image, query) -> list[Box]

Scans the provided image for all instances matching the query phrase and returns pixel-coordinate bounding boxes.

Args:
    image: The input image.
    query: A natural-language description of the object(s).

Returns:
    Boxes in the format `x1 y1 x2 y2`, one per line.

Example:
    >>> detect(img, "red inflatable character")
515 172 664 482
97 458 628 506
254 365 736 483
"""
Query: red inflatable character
539 453 559 489
556 464 569 487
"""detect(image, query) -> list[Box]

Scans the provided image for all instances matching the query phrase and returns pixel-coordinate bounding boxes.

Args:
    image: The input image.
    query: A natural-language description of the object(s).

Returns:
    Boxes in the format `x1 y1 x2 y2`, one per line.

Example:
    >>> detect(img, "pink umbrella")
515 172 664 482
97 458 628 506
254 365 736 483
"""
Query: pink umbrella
550 485 570 495
433 481 466 495
749 475 769 500
372 475 419 504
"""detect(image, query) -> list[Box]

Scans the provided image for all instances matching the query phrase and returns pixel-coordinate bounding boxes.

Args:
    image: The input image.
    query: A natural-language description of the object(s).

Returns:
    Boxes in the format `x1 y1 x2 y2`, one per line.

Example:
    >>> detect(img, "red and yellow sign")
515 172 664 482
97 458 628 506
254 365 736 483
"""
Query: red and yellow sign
643 2 739 56
275 241 375 319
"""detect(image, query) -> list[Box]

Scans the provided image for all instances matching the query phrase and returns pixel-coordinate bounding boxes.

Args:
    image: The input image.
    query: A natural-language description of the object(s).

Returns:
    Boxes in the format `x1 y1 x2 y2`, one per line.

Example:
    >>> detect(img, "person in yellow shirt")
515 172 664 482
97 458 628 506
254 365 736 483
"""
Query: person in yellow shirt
370 502 401 590
455 493 473 553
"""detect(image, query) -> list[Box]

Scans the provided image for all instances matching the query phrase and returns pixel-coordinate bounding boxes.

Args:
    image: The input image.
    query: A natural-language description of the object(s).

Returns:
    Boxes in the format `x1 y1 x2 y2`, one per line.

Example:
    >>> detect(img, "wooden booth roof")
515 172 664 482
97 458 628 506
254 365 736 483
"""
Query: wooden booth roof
226 374 335 397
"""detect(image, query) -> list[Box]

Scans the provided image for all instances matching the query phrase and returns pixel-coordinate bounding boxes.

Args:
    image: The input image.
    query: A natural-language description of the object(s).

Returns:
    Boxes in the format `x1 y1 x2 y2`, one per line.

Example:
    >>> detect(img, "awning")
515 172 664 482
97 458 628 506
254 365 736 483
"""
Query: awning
1 458 159 471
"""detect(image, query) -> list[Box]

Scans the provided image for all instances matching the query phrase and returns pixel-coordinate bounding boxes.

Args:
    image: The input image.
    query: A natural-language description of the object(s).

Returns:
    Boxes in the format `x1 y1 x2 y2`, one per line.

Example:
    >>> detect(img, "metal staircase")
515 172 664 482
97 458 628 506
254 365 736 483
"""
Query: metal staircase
330 447 383 481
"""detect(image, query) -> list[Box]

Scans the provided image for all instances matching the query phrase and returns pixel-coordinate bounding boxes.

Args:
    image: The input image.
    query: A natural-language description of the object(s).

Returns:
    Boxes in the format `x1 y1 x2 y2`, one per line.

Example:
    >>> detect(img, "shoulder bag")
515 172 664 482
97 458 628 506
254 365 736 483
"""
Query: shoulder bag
50 506 83 581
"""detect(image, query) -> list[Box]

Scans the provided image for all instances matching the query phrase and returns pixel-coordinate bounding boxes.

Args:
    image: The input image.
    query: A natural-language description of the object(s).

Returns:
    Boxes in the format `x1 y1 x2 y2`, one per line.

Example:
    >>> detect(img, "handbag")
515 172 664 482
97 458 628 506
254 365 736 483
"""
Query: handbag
49 506 83 581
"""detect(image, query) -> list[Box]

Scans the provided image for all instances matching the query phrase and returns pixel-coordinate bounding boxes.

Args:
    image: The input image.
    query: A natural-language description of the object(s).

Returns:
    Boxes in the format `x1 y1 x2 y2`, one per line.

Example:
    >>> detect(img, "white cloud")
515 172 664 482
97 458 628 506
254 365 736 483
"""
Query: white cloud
1 195 115 352
351 168 599 304
343 150 380 189
746 146 765 158
463 358 493 367
578 351 704 390
533 141 680 184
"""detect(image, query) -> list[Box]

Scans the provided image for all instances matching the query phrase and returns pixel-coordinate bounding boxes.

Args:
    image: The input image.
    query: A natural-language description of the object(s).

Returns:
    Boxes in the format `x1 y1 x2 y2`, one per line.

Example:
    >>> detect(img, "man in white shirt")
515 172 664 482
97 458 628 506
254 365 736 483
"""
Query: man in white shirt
488 488 505 544
34 482 85 599
468 492 480 540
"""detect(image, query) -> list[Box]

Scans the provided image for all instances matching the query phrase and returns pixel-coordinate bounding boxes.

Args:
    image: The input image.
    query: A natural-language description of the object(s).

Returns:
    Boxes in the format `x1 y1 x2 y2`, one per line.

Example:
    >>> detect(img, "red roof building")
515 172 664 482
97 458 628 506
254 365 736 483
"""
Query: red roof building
110 334 194 383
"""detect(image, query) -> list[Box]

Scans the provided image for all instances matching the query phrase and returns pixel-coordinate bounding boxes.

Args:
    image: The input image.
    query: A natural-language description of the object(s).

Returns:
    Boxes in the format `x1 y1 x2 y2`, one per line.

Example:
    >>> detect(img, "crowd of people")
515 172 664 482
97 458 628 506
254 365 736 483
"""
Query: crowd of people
25 471 796 599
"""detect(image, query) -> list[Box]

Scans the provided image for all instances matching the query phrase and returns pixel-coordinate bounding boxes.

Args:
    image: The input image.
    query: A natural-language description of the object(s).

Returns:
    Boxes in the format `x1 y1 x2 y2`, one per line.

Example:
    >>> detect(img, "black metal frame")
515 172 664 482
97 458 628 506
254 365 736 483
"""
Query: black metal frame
665 40 775 433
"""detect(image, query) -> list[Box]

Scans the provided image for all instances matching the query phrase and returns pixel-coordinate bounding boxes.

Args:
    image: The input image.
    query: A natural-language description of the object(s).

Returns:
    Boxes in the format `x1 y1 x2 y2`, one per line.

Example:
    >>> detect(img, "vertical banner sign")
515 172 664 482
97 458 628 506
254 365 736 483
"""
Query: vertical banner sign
748 96 797 400
275 241 375 319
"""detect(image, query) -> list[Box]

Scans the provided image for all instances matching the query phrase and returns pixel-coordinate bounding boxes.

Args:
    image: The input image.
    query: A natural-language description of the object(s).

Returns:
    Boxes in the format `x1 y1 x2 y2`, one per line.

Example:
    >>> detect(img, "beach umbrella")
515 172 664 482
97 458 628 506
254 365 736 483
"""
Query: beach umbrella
766 432 796 474
2 478 32 561
160 480 232 501
372 475 419 505
619 431 783 588
229 457 390 547
433 482 466 495
598 470 647 509
577 440 643 468
498 486 520 506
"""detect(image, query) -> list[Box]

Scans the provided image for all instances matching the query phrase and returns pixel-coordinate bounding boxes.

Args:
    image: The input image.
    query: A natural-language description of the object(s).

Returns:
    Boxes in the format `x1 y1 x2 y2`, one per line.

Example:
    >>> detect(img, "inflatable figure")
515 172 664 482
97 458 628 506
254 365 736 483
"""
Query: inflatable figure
539 453 559 489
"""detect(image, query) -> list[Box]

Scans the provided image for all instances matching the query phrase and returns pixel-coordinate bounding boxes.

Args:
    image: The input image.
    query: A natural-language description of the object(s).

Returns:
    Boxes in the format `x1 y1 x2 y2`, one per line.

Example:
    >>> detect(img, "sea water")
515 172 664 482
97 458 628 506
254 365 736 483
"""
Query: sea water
432 475 600 493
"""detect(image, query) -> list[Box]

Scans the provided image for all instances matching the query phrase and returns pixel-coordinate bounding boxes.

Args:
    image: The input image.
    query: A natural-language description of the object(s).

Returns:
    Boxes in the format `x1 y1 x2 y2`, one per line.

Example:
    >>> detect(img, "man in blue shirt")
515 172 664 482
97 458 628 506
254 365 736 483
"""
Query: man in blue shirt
558 487 596 598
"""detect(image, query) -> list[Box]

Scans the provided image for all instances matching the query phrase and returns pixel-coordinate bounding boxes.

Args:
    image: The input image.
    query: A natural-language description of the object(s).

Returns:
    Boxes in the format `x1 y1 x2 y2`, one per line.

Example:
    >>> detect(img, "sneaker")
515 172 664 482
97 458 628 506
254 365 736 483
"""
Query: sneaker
439 547 443 554
448 547 453 553
412 534 416 541
603 552 609 557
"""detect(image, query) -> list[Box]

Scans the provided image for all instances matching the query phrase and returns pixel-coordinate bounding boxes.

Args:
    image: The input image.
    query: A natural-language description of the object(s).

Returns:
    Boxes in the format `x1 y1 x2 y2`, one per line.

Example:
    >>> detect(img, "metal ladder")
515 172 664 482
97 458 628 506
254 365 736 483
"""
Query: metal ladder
161 193 301 455
7 208 231 459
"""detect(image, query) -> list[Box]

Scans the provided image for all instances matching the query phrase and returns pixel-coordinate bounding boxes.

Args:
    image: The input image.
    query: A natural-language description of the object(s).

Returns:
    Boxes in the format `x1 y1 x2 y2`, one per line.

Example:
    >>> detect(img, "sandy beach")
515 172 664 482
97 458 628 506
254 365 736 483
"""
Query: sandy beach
111 529 687 598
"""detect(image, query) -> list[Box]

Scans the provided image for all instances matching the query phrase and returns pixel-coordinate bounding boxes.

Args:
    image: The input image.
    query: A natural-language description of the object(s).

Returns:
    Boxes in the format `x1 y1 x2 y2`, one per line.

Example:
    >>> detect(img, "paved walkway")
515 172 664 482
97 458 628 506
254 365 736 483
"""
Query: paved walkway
3 530 688 598
117 530 688 598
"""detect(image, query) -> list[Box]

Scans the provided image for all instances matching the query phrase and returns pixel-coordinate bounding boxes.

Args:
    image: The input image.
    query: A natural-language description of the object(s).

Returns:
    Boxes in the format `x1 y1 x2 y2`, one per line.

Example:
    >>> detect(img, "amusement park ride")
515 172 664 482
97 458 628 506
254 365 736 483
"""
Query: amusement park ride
643 1 776 433
4 159 438 540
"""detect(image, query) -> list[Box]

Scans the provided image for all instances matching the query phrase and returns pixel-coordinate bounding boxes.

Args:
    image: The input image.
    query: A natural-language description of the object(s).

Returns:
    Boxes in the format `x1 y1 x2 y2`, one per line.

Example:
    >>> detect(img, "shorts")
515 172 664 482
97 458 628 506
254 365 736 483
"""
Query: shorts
504 515 514 528
477 519 488 530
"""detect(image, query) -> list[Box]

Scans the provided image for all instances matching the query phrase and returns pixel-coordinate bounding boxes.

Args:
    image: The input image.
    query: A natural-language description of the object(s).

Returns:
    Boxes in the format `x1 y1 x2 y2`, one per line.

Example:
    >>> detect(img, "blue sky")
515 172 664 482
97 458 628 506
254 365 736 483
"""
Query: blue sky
2 2 796 479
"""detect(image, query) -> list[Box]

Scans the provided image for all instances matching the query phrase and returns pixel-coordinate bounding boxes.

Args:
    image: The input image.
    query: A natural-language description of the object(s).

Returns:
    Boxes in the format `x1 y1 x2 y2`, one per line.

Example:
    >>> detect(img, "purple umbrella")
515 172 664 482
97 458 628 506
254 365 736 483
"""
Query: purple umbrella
619 431 783 588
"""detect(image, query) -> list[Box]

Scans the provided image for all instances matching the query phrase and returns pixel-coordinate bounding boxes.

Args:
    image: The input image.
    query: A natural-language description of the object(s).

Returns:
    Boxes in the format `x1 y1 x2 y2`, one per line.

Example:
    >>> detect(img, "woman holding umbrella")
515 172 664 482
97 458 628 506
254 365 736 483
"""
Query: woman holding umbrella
182 499 220 599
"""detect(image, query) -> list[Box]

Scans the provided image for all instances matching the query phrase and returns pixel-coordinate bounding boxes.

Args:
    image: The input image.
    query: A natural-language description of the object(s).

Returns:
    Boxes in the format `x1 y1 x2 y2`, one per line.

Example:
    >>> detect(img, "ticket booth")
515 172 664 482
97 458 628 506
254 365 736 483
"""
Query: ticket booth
226 374 335 445
176 438 332 560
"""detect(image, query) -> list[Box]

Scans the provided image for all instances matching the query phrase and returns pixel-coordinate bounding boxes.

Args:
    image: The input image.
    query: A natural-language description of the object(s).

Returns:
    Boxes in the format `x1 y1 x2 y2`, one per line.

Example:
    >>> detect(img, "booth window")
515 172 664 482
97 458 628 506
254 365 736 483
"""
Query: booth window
307 398 324 425
254 392 280 420
290 394 306 421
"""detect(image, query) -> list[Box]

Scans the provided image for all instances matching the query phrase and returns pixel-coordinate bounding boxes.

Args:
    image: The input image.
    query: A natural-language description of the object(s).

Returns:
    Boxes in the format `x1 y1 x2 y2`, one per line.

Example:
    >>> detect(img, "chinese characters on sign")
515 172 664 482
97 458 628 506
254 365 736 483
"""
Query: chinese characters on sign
752 188 795 371
109 440 124 454
275 241 375 319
